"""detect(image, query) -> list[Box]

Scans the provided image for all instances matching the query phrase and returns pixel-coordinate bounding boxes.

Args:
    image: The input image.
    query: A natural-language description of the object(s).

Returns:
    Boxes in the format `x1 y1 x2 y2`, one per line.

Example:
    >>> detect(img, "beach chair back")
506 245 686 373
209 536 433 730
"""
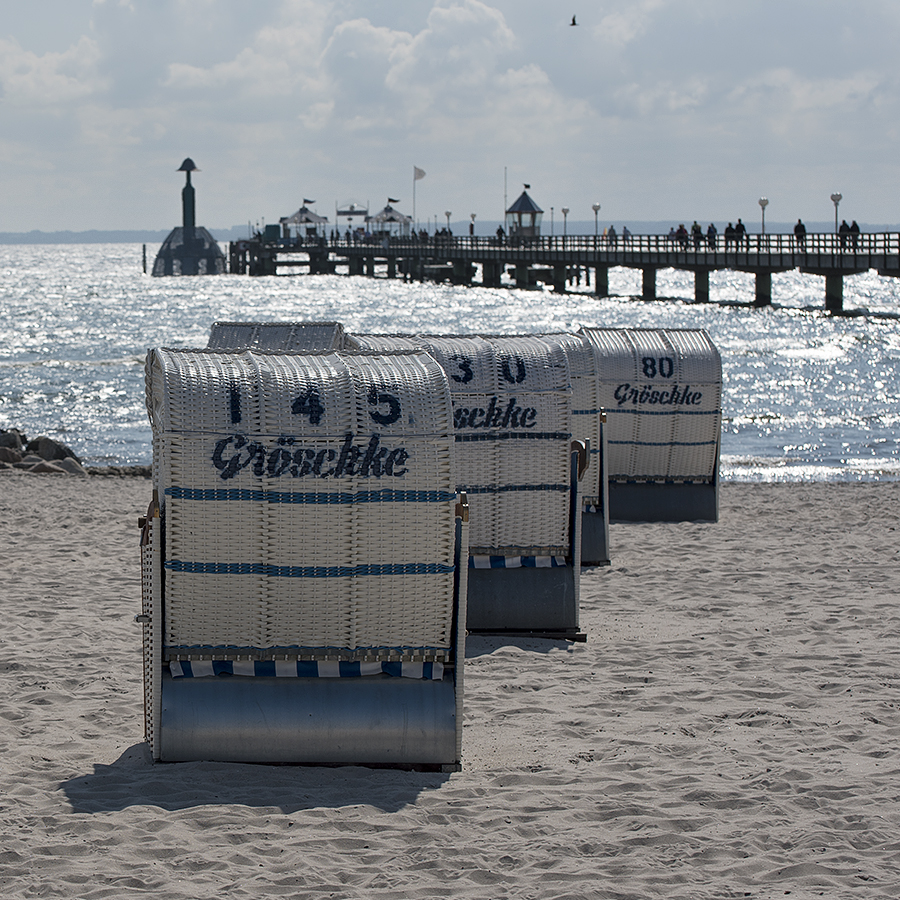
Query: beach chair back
580 328 722 521
206 321 350 351
141 348 467 764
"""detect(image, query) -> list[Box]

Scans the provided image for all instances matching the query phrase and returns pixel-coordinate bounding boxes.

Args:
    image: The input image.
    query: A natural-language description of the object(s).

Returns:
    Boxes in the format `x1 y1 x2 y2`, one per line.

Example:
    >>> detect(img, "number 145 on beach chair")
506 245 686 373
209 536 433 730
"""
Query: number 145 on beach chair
137 348 468 768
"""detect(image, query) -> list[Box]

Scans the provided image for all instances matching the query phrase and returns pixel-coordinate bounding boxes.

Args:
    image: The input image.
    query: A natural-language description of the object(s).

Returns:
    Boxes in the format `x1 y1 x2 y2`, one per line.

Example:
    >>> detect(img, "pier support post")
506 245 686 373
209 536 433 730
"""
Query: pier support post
594 266 609 297
482 261 502 287
642 267 657 301
387 256 396 279
754 271 772 307
453 260 472 285
515 265 530 289
825 274 843 313
694 269 709 303
553 265 567 293
365 257 375 277
349 256 363 277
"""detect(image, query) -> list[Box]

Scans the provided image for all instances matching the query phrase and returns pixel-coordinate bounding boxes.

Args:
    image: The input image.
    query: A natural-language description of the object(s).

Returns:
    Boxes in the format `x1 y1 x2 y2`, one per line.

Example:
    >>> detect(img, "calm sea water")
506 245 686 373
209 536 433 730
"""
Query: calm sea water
1 243 898 481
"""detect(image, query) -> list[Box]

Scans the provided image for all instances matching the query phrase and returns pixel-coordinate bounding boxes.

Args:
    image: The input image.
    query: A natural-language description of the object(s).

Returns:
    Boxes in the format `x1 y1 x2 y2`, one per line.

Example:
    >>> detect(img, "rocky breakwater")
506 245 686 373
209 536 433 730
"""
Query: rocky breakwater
0 429 150 477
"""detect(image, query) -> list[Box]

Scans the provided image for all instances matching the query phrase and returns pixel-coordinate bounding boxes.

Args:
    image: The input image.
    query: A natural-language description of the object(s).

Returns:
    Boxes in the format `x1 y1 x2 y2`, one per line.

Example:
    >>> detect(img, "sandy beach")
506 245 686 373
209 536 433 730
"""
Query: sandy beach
1 472 899 899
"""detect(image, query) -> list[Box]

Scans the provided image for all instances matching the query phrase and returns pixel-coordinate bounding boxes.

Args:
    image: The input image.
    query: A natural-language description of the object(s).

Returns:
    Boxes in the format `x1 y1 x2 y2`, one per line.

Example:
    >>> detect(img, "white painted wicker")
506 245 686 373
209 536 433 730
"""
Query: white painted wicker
206 321 350 351
534 333 603 505
353 334 573 557
145 348 458 662
580 328 722 482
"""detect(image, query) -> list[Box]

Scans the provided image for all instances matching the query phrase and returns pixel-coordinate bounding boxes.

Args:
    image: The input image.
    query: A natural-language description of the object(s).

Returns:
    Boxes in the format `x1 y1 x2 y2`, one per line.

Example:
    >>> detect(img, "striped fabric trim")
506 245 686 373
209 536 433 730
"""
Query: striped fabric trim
610 477 714 485
169 659 444 680
455 432 570 443
608 439 718 447
469 554 567 569
166 487 455 504
165 561 454 577
464 483 568 495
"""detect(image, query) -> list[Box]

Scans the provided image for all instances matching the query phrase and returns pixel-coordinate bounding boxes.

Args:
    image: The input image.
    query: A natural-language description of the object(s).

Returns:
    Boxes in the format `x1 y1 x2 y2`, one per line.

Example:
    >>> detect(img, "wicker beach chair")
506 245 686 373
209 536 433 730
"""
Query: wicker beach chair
529 333 610 566
580 327 722 522
139 348 468 767
351 333 588 638
206 320 352 351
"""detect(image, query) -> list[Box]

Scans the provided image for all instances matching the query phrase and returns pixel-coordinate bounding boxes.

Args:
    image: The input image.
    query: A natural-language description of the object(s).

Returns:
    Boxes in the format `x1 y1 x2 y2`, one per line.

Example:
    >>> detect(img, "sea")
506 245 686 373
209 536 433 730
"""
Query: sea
1 242 898 481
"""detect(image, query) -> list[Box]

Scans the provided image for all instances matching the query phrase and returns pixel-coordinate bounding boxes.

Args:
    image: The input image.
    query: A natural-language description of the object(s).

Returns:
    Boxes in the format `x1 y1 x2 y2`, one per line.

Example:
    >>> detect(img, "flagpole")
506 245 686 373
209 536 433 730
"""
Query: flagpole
413 167 416 230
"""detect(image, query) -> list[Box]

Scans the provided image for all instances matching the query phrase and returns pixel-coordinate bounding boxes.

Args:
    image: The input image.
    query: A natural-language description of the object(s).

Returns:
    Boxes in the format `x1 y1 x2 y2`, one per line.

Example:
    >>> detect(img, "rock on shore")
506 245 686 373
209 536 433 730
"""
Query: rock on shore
0 428 150 477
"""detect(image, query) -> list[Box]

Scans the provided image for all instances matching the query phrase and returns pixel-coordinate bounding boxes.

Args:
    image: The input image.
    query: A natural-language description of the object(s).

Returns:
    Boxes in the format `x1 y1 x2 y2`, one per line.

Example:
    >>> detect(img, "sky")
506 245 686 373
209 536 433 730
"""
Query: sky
1 0 899 233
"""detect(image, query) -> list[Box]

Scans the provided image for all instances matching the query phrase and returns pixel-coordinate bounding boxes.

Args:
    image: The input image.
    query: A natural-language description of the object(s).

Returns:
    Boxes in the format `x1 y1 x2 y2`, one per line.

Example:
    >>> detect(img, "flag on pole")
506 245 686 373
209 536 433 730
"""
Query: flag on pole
303 199 315 205
414 167 426 181
388 198 400 204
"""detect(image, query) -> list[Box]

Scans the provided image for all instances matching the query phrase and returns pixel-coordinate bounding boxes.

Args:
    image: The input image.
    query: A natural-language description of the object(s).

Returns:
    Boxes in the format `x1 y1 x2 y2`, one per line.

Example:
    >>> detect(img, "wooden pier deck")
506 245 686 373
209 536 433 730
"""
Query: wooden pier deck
228 232 900 312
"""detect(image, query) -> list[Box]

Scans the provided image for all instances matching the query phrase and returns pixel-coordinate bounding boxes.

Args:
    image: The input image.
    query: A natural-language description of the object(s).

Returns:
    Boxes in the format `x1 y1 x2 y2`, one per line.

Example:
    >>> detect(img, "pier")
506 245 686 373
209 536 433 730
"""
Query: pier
228 231 900 313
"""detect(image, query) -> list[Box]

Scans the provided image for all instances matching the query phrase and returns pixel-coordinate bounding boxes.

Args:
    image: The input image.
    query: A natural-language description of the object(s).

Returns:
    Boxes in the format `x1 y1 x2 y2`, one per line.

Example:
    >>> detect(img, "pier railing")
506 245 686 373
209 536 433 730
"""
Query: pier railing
305 231 900 257
230 230 900 310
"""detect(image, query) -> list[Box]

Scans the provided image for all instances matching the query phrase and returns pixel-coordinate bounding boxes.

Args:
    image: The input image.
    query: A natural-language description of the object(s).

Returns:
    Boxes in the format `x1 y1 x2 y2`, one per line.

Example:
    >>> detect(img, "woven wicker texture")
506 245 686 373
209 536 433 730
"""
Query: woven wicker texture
350 334 422 351
534 333 603 505
206 321 349 351
421 335 572 555
145 348 457 661
349 333 574 555
580 328 722 481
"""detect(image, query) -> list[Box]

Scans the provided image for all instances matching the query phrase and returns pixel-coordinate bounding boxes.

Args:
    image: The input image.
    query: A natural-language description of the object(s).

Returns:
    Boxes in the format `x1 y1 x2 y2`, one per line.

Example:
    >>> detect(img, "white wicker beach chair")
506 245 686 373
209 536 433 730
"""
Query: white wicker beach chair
206 320 352 351
139 348 468 766
350 333 588 638
580 327 722 522
533 333 609 566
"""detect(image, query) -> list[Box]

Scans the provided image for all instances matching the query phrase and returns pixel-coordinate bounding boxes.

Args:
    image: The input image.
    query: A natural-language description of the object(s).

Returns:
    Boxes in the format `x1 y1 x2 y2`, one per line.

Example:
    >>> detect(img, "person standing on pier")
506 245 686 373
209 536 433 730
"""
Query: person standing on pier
691 221 702 250
839 219 850 249
734 218 747 247
724 223 735 248
794 218 807 251
850 220 860 250
707 223 717 250
607 224 617 248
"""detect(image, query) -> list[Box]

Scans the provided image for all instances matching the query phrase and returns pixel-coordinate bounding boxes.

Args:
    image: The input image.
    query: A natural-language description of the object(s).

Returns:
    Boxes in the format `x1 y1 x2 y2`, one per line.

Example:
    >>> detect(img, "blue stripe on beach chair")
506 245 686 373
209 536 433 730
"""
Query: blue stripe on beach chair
166 487 455 504
468 554 567 569
455 432 570 442
463 483 568 494
607 409 719 416
607 439 719 447
169 660 445 679
165 561 455 577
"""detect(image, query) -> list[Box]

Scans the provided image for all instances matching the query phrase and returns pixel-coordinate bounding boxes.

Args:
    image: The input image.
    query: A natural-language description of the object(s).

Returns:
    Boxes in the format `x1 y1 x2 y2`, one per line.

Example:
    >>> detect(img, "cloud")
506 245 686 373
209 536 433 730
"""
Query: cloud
592 0 668 49
0 36 108 105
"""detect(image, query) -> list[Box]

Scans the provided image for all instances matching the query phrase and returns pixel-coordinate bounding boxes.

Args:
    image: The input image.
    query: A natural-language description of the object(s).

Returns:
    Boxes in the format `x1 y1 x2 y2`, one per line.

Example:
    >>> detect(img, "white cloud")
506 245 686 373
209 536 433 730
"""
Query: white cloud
0 36 108 105
592 0 669 48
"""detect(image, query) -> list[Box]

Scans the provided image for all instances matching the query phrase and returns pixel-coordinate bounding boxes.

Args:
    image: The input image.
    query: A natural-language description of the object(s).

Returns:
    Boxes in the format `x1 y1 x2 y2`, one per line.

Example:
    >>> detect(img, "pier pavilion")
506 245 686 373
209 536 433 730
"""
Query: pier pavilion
227 231 900 312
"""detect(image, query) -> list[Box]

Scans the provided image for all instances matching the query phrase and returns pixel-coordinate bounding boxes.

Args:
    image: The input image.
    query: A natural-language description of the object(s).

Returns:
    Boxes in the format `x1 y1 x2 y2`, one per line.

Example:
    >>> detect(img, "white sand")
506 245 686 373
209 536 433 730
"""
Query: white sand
1 472 899 899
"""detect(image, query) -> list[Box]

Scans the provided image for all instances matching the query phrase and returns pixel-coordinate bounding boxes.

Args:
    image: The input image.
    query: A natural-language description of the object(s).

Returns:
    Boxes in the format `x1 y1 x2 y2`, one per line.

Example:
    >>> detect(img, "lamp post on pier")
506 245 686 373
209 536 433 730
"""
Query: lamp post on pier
592 202 601 237
444 210 452 232
830 192 842 234
469 213 476 236
561 207 569 237
758 197 768 235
